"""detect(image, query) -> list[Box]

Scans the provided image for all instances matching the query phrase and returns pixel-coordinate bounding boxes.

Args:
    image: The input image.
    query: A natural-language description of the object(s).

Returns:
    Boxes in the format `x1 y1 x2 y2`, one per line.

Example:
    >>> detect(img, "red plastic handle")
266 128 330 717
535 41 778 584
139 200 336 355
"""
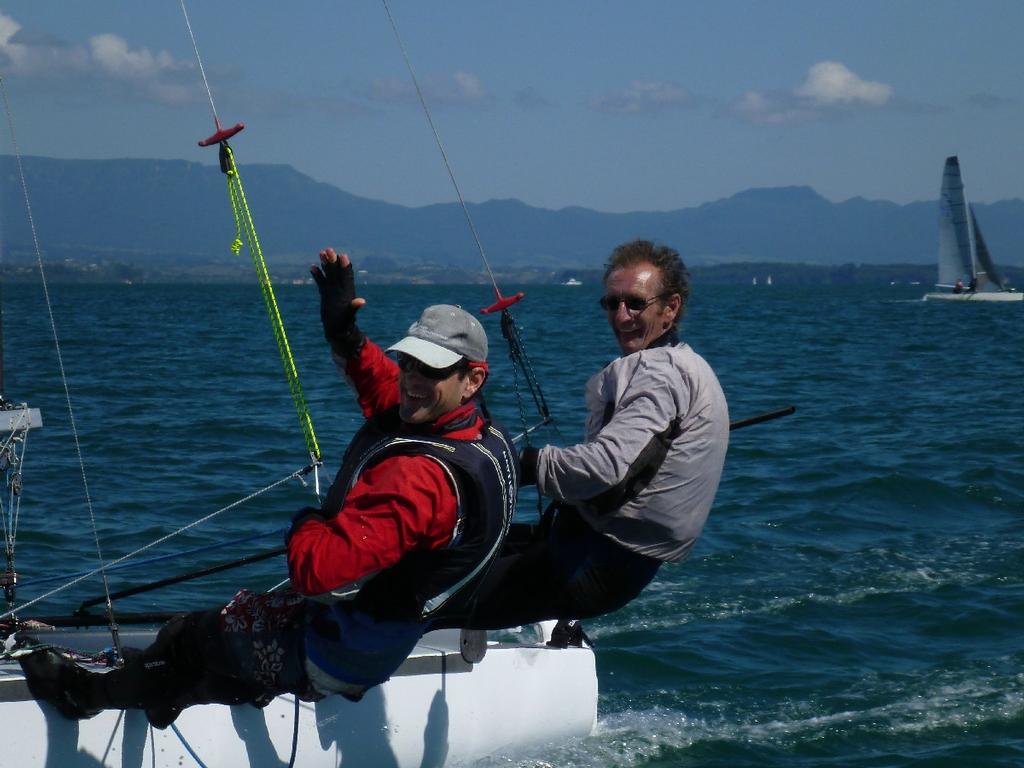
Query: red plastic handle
481 291 525 314
198 122 245 147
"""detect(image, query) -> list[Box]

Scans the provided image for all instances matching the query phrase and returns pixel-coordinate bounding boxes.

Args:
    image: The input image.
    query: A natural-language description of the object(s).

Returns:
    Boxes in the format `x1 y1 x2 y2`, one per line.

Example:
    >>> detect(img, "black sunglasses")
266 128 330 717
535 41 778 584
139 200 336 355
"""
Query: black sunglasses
396 353 469 381
598 293 671 313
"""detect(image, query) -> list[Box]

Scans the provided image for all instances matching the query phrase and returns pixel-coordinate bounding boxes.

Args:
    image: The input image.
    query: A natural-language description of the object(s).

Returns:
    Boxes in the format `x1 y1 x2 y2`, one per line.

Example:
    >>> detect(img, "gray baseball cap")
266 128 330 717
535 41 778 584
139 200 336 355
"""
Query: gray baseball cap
387 304 488 368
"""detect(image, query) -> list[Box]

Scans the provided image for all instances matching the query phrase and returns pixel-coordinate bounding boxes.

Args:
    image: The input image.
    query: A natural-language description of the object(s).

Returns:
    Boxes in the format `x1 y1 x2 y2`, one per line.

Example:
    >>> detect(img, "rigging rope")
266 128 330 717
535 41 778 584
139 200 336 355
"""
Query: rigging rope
502 312 552 442
380 0 498 291
19 527 286 589
0 427 27 540
171 723 211 768
180 1 322 473
0 418 30 605
220 143 322 465
0 463 316 621
0 76 124 655
379 0 555 448
179 0 221 125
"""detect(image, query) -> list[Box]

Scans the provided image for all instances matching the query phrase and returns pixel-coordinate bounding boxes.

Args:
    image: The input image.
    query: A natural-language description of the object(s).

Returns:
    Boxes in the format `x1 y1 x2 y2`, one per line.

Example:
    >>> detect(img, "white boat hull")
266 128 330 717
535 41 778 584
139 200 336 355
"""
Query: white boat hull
923 291 1023 302
0 626 596 767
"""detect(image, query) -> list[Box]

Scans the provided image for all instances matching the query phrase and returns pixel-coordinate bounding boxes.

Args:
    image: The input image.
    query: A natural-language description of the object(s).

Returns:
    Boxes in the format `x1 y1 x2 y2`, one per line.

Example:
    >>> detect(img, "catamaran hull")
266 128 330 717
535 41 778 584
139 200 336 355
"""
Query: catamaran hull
923 291 1023 302
0 626 597 767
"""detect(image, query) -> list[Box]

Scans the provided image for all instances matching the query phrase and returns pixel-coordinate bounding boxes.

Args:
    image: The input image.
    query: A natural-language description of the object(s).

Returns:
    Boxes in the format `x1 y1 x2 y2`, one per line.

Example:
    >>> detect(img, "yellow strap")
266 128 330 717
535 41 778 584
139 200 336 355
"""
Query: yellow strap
221 144 321 462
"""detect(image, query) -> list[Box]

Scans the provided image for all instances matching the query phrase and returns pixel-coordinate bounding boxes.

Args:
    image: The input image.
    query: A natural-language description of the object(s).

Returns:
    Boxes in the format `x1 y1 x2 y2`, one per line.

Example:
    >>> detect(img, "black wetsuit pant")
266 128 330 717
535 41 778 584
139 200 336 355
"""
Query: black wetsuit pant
444 505 662 631
82 609 263 715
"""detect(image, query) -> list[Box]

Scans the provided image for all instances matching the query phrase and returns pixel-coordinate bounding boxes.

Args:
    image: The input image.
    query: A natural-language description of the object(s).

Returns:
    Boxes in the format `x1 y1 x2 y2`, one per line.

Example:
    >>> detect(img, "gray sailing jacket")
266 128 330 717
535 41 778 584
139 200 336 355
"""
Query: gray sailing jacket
535 342 729 562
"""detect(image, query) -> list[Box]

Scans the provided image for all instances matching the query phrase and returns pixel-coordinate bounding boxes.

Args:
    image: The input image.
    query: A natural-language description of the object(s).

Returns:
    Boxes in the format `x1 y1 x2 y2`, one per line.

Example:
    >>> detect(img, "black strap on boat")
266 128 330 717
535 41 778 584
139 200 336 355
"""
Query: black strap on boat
288 695 300 768
585 417 682 514
74 546 287 615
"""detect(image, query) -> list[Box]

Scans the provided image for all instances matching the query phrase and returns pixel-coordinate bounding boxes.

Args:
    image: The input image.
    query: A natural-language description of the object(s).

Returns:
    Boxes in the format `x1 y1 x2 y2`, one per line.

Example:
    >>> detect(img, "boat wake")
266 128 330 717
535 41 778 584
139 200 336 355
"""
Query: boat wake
514 659 1024 768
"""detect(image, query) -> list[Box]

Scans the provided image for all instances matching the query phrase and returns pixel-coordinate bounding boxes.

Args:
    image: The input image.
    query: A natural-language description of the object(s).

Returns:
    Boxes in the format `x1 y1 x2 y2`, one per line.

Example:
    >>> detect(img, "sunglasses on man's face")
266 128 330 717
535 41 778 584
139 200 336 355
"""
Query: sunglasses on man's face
598 293 670 313
396 353 468 381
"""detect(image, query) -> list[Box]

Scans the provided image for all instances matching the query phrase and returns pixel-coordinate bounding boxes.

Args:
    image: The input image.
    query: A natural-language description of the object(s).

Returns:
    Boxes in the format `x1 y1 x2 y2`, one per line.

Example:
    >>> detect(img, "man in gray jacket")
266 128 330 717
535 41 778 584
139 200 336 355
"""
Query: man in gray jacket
459 239 729 632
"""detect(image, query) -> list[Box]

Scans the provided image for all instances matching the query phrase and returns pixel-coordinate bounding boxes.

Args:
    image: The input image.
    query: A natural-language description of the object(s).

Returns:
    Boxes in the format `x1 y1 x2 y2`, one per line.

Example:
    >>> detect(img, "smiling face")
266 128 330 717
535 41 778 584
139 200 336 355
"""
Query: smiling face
398 361 487 425
604 262 681 355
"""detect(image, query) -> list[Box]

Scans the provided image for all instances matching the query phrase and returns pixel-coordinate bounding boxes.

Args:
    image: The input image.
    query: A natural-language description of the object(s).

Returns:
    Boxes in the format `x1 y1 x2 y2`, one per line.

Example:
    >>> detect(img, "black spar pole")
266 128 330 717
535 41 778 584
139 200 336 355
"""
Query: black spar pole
730 405 795 431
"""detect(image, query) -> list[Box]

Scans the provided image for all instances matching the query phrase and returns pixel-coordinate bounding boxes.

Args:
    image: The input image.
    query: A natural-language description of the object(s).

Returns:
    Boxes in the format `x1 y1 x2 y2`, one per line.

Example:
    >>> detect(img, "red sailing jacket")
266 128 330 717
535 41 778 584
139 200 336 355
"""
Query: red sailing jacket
287 340 482 596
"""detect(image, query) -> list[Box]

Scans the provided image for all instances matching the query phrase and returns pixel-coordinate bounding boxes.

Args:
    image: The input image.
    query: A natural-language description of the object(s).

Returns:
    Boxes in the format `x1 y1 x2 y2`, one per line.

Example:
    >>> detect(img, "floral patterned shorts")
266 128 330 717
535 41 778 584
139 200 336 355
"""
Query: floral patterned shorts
218 588 317 699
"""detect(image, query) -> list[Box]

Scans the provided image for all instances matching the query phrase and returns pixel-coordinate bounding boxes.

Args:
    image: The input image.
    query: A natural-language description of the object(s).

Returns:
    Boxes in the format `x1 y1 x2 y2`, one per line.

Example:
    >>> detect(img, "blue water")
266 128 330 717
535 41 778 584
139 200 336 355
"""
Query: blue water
4 280 1023 767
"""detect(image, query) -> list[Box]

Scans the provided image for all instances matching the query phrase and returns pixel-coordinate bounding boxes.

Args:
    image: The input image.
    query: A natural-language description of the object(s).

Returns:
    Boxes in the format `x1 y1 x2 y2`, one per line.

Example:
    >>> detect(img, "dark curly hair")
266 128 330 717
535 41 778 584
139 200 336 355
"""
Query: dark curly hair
603 239 690 324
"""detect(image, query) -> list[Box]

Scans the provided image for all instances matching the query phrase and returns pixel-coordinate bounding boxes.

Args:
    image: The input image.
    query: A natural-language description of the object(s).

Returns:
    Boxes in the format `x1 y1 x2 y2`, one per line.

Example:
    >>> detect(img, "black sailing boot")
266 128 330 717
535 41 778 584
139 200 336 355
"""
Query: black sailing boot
22 611 260 730
19 647 243 729
545 619 592 648
20 649 103 720
21 614 206 726
20 644 175 721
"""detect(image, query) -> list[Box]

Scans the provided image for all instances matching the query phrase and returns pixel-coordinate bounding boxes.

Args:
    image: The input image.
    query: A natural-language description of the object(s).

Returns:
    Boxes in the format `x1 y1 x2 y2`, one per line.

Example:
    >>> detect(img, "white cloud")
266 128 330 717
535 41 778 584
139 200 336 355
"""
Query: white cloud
732 61 894 125
89 33 177 80
795 61 893 106
368 70 490 107
0 13 196 105
450 72 486 103
732 90 815 126
590 80 692 115
0 14 25 64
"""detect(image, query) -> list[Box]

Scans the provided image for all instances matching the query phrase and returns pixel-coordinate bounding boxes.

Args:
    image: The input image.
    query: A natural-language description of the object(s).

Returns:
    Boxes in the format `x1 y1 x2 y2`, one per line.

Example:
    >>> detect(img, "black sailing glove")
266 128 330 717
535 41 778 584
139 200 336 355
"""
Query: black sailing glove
311 256 365 356
519 446 540 486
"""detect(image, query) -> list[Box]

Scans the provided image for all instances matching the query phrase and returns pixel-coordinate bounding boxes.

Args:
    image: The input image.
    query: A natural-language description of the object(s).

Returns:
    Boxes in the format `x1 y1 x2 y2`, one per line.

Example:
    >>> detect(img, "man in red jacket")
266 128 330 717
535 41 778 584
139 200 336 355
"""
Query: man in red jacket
20 248 517 726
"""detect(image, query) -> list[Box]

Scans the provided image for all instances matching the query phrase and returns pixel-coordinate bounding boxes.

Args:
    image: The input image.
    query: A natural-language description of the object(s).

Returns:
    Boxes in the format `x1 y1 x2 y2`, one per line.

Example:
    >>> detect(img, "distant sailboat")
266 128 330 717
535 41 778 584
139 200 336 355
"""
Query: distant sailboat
924 156 1022 302
752 277 758 286
766 275 773 286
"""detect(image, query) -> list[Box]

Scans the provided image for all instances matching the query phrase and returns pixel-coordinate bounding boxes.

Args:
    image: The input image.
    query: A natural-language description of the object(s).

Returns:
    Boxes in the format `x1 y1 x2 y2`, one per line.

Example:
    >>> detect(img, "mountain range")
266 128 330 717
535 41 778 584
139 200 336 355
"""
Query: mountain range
3 156 1023 275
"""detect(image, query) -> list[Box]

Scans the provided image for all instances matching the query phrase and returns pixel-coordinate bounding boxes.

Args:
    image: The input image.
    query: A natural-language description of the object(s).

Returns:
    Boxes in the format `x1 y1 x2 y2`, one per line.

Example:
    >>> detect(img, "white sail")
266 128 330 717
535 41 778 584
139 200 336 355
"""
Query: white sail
969 205 1005 291
936 156 973 287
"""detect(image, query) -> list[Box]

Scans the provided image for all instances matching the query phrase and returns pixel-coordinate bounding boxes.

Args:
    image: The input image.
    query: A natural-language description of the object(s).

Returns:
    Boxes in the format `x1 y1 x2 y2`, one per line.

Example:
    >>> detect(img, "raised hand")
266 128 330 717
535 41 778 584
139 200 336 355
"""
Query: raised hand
310 248 367 354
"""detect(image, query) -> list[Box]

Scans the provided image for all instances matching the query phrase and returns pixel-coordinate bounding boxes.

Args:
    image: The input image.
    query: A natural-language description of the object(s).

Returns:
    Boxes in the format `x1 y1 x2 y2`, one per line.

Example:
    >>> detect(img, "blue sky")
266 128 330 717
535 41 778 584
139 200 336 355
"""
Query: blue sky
1 1 1022 213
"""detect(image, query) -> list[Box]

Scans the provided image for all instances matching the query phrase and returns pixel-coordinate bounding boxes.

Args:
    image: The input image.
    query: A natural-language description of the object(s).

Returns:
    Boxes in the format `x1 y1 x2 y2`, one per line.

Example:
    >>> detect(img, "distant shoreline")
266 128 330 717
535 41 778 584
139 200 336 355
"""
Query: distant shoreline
6 260 1020 287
